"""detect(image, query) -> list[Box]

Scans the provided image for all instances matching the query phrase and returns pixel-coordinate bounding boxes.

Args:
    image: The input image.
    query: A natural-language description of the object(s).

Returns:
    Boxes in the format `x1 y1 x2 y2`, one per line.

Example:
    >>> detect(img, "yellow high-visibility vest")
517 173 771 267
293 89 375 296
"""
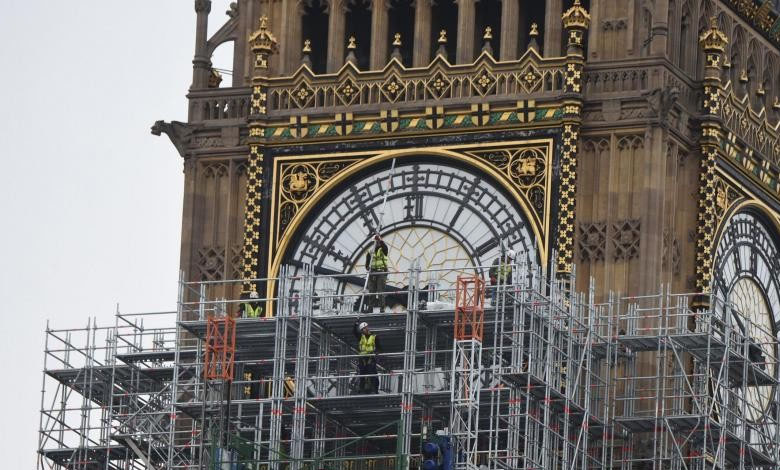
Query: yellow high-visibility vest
359 334 377 355
371 248 388 271
243 303 262 318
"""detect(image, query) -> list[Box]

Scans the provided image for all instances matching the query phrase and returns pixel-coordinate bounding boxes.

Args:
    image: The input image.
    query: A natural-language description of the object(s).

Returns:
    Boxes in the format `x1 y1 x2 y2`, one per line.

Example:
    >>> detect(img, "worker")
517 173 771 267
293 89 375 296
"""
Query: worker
353 321 380 394
489 249 515 308
364 233 389 313
239 291 263 318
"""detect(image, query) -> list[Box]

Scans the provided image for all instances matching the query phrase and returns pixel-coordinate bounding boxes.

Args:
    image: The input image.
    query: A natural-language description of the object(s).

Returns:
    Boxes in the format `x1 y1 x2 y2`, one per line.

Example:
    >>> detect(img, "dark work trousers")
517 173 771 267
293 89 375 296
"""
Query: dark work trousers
357 356 379 394
367 271 388 310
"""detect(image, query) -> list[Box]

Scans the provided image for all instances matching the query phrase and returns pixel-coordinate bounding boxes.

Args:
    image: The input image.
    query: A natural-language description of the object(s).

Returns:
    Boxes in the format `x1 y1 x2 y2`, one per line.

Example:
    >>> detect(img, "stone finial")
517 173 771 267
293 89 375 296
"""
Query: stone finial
482 27 494 55
562 0 591 30
528 23 540 52
436 30 448 58
249 15 278 55
739 69 749 83
302 39 313 68
699 16 728 52
773 96 780 111
391 33 403 62
346 36 358 66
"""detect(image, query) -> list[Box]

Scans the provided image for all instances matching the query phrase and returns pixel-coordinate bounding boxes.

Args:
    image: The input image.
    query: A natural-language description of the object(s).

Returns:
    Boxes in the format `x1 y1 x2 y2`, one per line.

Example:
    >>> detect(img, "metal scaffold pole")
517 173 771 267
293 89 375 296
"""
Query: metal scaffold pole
451 275 485 470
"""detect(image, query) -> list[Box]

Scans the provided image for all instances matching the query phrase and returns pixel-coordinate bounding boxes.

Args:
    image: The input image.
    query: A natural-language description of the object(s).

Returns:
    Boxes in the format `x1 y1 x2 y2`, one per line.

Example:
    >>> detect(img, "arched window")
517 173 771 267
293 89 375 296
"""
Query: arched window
696 15 708 80
302 0 329 73
679 6 690 72
526 2 546 55
475 0 501 59
762 67 772 111
345 0 372 69
388 0 415 66
211 40 234 87
431 0 457 63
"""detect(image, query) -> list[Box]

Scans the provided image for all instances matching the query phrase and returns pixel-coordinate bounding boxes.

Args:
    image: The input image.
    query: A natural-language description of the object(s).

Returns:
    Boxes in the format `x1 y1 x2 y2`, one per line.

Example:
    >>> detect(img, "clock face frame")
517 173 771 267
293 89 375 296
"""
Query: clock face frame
280 159 538 301
713 211 780 424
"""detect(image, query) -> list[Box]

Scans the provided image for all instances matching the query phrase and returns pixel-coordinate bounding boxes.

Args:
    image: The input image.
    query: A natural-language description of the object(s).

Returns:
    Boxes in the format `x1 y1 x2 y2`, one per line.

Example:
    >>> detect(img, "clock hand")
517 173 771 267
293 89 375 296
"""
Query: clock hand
358 159 397 314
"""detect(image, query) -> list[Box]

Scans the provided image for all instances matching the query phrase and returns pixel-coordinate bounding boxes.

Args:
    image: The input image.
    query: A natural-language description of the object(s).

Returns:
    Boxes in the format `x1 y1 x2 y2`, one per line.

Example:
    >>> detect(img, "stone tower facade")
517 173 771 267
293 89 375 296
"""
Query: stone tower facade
155 0 780 307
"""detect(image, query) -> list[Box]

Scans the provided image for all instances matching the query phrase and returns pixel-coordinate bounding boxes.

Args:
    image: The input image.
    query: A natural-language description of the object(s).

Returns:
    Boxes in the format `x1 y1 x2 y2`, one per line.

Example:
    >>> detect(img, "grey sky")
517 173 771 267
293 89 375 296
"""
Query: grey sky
0 1 234 466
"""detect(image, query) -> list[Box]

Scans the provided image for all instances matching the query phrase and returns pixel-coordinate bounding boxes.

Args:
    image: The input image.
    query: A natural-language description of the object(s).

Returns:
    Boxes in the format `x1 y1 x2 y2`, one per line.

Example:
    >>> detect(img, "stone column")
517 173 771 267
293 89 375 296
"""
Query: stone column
650 0 669 56
279 0 303 74
500 0 519 60
544 0 563 57
326 0 347 72
192 0 211 89
694 19 728 306
413 0 432 66
370 0 389 69
556 0 590 277
245 16 277 296
456 0 475 63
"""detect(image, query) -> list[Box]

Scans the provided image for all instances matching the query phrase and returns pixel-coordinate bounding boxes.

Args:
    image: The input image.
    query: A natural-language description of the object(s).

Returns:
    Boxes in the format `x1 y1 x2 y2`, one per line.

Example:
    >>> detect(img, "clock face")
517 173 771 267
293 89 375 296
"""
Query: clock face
282 159 537 304
713 212 780 424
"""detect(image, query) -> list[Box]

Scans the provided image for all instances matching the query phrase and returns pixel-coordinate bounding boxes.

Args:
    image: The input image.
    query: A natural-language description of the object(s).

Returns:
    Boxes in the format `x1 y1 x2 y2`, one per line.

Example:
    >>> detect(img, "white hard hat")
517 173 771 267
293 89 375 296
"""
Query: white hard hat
506 249 516 260
359 322 368 330
249 291 259 299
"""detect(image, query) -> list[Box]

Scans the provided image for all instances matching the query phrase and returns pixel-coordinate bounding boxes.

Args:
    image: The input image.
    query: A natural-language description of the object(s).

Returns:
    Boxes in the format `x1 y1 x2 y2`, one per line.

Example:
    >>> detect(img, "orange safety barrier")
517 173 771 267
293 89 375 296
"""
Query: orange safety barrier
454 275 485 341
204 315 237 381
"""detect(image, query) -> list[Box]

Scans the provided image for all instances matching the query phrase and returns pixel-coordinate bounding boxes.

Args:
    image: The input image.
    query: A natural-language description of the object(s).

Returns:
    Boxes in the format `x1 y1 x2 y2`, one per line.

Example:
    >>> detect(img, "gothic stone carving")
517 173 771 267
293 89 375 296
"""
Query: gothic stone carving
611 219 641 261
578 222 607 262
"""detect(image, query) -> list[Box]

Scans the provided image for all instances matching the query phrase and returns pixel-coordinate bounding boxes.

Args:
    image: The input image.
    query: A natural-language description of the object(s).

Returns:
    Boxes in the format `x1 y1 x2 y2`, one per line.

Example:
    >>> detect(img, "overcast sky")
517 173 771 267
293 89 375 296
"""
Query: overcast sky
0 1 236 466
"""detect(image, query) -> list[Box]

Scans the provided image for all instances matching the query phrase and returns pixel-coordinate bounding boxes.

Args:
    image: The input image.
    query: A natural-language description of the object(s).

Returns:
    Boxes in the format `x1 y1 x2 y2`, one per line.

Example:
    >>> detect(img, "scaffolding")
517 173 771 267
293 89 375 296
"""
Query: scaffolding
37 262 779 470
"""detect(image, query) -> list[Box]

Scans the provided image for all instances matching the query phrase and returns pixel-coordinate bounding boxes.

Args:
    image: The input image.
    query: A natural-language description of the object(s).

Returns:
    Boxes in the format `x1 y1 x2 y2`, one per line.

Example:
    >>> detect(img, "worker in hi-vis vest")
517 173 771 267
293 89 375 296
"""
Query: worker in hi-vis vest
364 233 389 313
239 291 263 318
489 249 515 308
353 321 380 394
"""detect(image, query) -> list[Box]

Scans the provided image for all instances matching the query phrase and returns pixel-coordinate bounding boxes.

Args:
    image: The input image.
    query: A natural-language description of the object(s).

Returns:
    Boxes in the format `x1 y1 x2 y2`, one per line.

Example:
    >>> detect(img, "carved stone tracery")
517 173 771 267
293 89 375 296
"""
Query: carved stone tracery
611 219 641 261
578 222 607 262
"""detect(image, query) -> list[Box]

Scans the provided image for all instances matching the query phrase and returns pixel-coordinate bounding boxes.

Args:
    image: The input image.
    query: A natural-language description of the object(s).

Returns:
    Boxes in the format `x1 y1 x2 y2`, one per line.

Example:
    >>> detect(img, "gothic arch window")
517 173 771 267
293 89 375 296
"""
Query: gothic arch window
747 44 759 105
696 14 709 80
431 0 457 63
345 0 372 69
528 2 547 55
729 27 745 87
388 0 415 66
210 40 234 87
762 59 773 111
679 5 691 72
302 0 329 73
475 0 501 59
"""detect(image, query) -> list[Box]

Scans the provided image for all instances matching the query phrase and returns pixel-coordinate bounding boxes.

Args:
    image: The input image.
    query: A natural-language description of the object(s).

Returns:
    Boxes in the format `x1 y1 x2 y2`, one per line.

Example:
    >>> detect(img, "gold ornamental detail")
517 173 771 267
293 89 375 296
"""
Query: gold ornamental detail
242 146 264 294
275 159 363 247
465 147 549 229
